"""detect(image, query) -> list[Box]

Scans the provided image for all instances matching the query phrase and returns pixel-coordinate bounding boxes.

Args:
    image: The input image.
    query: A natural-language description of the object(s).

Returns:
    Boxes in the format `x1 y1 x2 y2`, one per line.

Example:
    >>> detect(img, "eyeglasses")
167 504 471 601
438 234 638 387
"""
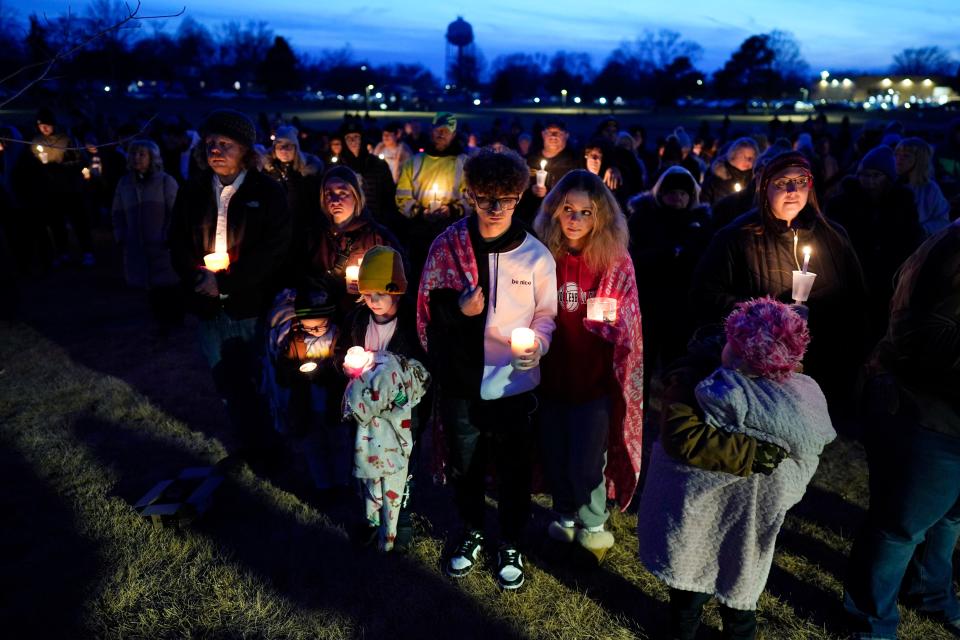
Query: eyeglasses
770 175 812 191
472 194 520 211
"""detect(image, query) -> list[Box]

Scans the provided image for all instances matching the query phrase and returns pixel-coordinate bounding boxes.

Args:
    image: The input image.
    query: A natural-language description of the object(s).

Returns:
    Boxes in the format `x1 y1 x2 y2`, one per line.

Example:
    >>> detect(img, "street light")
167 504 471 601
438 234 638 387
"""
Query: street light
365 84 374 117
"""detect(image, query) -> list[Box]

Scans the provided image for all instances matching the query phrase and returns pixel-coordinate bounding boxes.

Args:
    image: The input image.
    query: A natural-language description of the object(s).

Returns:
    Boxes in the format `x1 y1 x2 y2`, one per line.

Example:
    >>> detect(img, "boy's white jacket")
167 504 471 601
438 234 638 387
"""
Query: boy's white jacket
479 233 558 400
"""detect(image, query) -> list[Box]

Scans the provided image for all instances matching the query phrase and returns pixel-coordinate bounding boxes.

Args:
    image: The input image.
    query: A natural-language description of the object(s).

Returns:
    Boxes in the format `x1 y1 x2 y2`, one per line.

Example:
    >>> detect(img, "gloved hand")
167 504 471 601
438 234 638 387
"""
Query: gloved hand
751 440 788 475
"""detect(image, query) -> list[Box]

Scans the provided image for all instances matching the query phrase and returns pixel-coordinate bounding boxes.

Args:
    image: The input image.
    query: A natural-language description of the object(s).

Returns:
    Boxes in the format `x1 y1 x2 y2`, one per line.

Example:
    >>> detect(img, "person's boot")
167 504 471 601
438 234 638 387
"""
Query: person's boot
575 527 615 563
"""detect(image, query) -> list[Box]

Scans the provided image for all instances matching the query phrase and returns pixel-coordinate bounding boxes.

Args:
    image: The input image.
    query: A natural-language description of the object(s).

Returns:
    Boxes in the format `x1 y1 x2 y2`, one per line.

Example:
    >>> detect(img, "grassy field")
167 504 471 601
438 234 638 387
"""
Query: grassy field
1 248 957 639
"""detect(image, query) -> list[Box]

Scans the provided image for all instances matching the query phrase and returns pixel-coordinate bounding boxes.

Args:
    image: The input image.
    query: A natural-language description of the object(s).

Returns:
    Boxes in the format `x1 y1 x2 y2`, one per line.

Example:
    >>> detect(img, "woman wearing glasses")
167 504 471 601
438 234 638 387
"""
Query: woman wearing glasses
532 170 644 564
690 151 867 412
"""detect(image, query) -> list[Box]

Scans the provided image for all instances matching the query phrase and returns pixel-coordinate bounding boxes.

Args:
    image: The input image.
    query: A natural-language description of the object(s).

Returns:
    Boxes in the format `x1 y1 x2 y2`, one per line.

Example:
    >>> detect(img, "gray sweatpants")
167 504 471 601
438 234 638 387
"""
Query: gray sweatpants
540 395 610 529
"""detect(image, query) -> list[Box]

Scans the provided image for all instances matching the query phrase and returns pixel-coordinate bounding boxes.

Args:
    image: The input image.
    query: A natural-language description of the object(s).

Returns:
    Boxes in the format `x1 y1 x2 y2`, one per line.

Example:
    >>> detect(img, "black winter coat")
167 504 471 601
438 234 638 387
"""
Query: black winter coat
628 194 713 367
340 150 399 232
690 206 868 404
170 169 291 320
825 176 924 343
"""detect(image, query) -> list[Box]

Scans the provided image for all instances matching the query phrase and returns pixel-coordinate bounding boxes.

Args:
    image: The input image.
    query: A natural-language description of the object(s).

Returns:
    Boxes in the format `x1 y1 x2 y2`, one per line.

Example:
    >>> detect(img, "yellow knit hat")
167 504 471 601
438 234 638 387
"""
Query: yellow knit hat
358 246 407 294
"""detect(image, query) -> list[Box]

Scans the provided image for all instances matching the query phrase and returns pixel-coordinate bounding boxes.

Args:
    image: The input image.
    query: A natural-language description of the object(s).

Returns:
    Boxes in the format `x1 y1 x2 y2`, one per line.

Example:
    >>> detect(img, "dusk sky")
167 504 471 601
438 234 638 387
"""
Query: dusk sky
11 1 960 78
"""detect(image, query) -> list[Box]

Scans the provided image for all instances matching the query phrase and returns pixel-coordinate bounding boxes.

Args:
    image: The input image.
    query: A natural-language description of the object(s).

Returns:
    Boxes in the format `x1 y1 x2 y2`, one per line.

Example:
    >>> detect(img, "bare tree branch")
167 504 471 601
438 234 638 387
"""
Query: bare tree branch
0 1 185 109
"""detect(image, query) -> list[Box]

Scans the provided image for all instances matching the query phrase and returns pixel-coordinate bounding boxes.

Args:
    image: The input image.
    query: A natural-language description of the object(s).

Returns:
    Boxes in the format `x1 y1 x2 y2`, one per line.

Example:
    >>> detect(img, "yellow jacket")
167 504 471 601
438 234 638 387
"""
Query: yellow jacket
395 152 469 218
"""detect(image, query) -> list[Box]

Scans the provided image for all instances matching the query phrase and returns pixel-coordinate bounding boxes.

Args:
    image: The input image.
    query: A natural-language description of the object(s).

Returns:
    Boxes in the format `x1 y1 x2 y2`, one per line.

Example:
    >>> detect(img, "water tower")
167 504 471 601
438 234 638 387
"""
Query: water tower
445 16 476 90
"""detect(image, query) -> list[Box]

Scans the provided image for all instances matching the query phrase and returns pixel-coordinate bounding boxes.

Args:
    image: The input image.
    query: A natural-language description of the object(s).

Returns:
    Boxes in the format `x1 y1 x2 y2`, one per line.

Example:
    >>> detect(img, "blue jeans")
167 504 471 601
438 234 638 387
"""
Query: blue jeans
843 409 960 639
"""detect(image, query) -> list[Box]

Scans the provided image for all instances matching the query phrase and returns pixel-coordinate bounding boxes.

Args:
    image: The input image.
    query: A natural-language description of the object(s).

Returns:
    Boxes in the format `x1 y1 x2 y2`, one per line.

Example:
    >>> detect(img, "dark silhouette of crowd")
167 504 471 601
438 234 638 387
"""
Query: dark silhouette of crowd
1 103 958 640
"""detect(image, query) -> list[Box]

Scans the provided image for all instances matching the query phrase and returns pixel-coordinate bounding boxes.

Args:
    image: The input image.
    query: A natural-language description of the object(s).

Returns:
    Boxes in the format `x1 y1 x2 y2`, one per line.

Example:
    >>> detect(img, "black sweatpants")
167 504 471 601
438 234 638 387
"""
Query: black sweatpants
441 391 536 545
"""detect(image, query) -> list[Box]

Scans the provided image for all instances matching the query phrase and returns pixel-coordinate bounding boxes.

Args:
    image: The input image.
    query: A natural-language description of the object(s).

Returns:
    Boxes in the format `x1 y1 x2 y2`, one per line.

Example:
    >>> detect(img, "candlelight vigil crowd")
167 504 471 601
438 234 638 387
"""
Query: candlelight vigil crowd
2 104 960 640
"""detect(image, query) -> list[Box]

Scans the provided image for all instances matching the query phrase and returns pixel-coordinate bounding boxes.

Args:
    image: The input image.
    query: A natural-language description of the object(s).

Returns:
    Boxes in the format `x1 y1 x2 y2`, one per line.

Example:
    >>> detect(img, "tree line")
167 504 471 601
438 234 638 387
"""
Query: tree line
1 1 958 104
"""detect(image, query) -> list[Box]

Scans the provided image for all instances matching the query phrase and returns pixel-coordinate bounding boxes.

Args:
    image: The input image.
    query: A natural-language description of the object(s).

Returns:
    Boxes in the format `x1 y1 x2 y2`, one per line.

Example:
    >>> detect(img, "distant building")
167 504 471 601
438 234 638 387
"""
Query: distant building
810 73 958 109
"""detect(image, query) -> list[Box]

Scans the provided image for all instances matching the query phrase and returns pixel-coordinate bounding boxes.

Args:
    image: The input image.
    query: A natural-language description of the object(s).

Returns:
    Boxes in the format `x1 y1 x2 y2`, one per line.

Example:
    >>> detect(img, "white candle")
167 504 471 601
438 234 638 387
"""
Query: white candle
345 265 360 285
343 346 372 376
801 246 811 274
511 327 537 357
203 252 230 272
37 145 48 165
536 159 548 188
586 297 617 323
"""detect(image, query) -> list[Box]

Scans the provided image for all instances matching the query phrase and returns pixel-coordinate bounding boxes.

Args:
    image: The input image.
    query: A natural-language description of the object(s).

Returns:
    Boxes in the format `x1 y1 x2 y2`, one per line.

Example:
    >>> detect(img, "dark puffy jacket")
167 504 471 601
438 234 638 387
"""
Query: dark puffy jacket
690 206 868 405
340 149 399 232
825 176 924 343
700 159 752 205
628 193 713 367
170 169 291 319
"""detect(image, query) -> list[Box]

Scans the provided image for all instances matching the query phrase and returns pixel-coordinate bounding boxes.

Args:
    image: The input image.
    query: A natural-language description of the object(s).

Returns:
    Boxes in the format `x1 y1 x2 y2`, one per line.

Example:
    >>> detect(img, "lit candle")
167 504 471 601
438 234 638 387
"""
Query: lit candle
82 167 91 180
203 252 230 272
378 153 385 160
733 182 742 192
343 346 372 377
299 361 318 373
510 327 537 358
431 183 440 207
331 155 338 163
586 297 617 323
801 246 811 274
536 159 548 188
37 145 49 165
345 264 360 286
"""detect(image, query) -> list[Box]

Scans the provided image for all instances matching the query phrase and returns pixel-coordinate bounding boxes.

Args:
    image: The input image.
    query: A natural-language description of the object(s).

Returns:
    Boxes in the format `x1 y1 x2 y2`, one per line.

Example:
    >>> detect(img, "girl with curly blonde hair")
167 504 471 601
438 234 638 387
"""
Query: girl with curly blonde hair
533 170 644 563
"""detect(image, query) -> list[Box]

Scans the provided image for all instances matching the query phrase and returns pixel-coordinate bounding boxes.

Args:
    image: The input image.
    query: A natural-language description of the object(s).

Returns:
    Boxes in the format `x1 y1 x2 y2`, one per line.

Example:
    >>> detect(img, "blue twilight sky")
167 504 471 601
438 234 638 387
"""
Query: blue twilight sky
9 0 960 78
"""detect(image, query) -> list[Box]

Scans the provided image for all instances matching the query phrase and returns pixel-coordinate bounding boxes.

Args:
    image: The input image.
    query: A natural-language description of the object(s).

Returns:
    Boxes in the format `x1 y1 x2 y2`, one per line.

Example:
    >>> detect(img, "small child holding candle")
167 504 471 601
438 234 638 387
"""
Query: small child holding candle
533 169 644 562
638 297 836 640
337 245 430 550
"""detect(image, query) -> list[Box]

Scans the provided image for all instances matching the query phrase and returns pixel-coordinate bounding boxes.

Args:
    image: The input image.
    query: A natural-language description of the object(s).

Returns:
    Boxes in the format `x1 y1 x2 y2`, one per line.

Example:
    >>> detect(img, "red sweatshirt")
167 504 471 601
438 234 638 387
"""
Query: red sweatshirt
541 252 614 402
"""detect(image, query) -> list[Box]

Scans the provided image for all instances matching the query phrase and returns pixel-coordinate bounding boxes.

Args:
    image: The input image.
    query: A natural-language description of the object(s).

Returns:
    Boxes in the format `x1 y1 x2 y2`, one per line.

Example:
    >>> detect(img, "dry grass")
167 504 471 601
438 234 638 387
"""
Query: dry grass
1 259 956 639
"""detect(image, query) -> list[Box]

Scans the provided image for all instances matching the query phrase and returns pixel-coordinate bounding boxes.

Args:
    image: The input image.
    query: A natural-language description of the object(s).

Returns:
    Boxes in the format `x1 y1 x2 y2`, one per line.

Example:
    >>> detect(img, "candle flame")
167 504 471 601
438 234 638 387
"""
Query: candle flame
331 156 338 163
540 159 547 170
299 362 318 373
802 245 811 257
733 182 742 192
37 145 43 152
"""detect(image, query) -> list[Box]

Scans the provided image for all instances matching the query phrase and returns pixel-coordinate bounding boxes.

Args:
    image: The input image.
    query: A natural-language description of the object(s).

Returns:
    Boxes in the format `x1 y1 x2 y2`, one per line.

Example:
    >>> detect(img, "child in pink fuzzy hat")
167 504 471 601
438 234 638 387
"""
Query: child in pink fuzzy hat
638 297 836 639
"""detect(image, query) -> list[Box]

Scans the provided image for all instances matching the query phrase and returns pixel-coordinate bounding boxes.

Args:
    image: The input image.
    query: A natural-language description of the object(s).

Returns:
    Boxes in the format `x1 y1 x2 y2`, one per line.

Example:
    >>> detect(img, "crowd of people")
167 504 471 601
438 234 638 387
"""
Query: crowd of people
1 104 958 640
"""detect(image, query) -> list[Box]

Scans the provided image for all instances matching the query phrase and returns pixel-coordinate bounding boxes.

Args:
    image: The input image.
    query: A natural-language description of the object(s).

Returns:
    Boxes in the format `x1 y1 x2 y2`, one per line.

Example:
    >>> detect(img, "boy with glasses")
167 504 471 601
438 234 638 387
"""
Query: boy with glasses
417 149 557 590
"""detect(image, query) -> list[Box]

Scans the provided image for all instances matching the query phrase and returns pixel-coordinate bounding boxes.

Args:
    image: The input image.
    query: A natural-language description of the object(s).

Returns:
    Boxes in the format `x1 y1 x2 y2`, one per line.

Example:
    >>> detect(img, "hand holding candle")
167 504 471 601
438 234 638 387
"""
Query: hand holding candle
343 346 373 377
792 245 816 303
203 252 230 272
536 159 548 188
511 327 541 370
37 145 49 165
586 297 617 323
345 264 360 293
